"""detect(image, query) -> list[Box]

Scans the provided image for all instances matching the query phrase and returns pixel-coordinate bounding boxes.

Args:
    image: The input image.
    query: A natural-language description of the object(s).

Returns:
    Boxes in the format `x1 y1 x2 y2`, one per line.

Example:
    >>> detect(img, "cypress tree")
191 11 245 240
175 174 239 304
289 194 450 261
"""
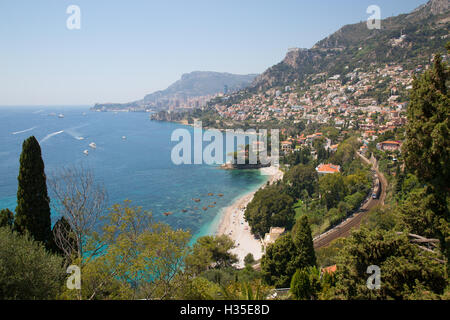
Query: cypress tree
14 136 52 248
290 268 312 300
292 215 317 269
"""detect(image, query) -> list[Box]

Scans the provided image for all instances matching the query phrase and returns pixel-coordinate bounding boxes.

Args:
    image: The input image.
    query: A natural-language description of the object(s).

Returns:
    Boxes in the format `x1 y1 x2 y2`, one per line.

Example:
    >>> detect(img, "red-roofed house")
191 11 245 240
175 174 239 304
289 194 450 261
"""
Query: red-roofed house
316 163 341 175
377 140 402 152
330 144 339 152
321 265 337 274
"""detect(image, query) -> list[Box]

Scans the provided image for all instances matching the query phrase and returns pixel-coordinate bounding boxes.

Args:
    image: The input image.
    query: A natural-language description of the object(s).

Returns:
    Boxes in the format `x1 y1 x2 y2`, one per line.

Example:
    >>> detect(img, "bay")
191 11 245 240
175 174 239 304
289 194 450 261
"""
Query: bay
0 106 267 243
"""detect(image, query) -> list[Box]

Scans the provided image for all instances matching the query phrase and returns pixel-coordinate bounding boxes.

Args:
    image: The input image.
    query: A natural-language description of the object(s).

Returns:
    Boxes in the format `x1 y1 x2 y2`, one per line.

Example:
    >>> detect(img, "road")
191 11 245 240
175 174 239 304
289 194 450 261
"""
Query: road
313 153 387 249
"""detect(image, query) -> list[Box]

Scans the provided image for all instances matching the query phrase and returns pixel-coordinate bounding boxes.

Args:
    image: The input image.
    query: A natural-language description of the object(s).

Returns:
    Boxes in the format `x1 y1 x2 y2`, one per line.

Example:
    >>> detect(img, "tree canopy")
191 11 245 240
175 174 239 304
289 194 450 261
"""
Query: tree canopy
283 164 318 200
245 185 296 238
261 216 316 288
402 49 450 267
0 209 14 228
0 227 64 299
14 136 53 249
185 235 238 275
332 228 447 300
404 52 449 191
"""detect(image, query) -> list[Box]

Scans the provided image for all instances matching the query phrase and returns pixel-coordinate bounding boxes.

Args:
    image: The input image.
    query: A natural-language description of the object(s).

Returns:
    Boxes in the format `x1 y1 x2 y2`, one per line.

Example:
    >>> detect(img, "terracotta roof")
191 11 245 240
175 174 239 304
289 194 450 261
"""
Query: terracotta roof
322 265 337 274
381 140 401 145
316 164 341 173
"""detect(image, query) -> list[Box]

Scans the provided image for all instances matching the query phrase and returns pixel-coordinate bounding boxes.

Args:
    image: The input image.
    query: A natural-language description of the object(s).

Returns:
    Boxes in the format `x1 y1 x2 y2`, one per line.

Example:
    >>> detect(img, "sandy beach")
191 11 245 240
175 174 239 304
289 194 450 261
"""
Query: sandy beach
216 166 284 268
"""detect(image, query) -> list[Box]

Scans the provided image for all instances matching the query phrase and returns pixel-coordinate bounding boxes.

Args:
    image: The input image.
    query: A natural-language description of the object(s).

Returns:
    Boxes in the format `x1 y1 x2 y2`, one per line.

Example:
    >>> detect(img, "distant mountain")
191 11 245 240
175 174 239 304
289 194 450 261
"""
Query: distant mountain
93 71 257 111
250 0 449 92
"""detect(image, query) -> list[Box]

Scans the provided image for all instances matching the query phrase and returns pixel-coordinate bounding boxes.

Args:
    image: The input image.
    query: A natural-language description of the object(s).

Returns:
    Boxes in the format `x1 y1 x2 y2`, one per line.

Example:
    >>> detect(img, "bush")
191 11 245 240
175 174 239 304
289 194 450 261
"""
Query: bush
0 227 64 299
0 209 14 228
290 268 311 300
290 266 322 300
179 277 222 300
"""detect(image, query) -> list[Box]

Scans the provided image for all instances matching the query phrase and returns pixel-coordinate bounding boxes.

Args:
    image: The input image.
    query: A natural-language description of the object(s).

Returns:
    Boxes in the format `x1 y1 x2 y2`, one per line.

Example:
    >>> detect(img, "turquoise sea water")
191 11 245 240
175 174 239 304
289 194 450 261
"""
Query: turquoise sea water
0 106 267 242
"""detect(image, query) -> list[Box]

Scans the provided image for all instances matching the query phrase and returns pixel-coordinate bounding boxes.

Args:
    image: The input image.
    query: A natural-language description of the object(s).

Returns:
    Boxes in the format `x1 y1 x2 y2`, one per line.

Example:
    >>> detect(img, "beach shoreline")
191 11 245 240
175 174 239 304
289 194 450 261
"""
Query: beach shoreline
216 166 284 268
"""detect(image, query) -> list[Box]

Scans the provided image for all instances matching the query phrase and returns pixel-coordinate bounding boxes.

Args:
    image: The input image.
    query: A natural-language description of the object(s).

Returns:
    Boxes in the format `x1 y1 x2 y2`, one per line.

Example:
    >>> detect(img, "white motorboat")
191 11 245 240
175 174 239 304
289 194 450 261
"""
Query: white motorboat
89 142 97 149
83 150 89 156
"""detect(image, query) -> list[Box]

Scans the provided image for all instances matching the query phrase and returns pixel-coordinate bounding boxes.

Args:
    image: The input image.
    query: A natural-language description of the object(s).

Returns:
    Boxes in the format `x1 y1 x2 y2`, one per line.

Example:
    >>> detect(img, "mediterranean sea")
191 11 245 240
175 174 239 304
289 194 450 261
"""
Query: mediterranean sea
0 106 268 243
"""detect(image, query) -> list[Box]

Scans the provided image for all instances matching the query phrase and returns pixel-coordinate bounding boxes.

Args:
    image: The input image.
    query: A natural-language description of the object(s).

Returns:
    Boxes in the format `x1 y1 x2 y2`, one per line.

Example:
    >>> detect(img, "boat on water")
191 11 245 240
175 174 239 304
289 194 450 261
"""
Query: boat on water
83 150 89 156
76 137 85 141
122 136 127 140
89 142 97 149
58 114 64 118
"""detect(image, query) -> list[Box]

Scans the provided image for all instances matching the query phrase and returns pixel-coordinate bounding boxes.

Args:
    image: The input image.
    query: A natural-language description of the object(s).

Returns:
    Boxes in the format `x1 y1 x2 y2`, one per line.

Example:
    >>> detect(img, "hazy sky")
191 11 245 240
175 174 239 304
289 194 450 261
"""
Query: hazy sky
0 0 428 106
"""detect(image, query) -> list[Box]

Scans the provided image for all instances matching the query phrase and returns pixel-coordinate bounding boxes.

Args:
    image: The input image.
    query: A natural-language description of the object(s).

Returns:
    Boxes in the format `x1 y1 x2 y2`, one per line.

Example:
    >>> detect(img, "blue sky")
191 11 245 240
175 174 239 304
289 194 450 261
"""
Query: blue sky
0 0 428 106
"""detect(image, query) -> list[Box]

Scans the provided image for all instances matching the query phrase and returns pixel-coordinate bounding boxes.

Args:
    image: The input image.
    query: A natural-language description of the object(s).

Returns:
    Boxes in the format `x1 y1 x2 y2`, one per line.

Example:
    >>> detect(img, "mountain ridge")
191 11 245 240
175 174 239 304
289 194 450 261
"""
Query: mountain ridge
93 71 257 112
249 0 449 92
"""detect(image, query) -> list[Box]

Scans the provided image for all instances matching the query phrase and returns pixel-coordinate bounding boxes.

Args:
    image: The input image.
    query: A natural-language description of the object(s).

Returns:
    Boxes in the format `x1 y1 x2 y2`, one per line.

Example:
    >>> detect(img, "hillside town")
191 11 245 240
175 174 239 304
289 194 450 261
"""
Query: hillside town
213 61 423 126
204 57 447 160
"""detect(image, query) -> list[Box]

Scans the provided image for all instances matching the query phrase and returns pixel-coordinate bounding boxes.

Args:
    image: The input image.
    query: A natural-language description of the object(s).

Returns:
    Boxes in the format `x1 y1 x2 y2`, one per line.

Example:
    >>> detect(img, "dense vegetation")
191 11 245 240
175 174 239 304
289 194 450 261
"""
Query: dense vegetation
243 135 372 237
244 184 296 238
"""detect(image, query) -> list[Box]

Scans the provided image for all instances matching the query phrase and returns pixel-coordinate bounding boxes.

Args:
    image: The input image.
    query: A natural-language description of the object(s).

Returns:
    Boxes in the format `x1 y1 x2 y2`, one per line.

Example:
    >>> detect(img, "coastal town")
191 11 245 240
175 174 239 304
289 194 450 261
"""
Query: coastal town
212 61 422 135
209 57 439 271
1 0 448 304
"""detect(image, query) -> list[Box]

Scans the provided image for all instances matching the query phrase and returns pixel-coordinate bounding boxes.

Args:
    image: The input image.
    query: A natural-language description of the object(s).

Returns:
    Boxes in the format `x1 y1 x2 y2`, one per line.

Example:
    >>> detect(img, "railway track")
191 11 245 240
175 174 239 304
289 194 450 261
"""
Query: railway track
313 153 387 249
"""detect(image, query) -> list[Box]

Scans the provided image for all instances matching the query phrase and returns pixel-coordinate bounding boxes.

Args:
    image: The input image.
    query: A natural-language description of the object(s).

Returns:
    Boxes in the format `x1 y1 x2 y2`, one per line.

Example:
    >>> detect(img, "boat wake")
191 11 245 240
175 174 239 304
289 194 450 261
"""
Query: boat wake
40 130 64 143
65 124 88 141
12 127 37 135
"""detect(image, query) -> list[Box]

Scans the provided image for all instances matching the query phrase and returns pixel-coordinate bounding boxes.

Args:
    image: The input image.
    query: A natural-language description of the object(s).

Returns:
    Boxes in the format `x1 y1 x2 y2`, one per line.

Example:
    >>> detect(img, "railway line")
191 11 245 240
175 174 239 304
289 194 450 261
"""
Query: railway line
313 153 387 249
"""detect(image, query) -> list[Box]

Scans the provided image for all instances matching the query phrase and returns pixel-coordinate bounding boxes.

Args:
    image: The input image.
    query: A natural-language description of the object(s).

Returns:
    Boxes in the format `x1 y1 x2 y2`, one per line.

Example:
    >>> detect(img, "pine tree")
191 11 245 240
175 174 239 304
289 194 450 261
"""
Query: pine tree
14 136 53 248
404 52 449 192
403 45 450 271
292 215 317 269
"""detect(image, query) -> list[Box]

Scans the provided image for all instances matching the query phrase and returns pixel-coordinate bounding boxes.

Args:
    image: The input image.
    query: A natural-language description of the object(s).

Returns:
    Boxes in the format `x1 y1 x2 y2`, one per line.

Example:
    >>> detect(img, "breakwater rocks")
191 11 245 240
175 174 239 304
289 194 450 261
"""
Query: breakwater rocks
220 163 271 170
